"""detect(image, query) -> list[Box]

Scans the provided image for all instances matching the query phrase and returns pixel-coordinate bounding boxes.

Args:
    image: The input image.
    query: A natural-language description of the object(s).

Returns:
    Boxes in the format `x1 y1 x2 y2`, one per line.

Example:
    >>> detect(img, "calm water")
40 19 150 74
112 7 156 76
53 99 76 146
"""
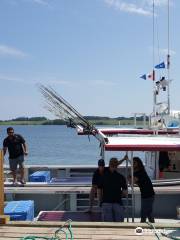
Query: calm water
0 125 122 165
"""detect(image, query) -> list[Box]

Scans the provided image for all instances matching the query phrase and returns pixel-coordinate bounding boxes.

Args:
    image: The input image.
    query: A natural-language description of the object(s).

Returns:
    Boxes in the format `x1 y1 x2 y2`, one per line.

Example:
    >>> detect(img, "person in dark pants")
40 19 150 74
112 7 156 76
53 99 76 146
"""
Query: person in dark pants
98 158 128 222
129 157 155 223
3 127 28 185
88 155 128 212
88 158 106 212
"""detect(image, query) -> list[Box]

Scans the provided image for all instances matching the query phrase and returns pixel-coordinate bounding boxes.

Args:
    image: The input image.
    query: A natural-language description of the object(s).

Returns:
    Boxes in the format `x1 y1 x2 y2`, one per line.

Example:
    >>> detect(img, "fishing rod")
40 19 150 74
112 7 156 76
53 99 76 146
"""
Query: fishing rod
40 86 78 127
39 84 98 135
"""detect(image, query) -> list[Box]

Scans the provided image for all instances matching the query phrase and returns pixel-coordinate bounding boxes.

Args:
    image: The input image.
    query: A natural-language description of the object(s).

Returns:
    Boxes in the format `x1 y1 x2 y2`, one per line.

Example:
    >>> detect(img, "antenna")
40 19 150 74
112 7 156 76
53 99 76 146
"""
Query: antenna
152 0 156 117
167 0 170 114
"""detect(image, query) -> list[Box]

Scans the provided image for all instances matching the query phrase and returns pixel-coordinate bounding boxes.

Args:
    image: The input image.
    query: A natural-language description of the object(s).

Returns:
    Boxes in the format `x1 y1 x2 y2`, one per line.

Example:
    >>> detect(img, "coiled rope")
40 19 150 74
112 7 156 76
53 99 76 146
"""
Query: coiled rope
147 222 180 240
20 219 74 240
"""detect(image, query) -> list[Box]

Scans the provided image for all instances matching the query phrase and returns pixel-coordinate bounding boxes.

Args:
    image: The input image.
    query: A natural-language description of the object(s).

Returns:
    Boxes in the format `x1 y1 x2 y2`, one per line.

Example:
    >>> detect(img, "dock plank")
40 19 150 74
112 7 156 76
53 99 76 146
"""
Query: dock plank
0 222 179 240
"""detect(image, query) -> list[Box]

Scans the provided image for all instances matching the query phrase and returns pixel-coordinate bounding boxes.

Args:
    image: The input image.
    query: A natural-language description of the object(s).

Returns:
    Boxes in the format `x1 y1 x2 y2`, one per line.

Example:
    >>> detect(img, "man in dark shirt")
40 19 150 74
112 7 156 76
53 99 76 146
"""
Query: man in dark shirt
88 155 128 212
98 158 128 222
88 158 106 212
3 127 28 185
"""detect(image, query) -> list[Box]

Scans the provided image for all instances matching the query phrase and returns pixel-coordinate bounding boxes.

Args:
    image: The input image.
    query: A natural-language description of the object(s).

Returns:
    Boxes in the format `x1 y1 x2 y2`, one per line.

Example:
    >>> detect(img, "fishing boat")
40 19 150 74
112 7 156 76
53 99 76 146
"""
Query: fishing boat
0 0 180 229
2 83 180 221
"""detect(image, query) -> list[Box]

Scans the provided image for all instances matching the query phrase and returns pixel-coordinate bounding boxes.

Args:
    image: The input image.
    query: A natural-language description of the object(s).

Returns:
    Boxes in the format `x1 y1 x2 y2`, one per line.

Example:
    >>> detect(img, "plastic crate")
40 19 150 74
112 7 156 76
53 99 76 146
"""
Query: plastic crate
29 171 50 182
4 200 34 221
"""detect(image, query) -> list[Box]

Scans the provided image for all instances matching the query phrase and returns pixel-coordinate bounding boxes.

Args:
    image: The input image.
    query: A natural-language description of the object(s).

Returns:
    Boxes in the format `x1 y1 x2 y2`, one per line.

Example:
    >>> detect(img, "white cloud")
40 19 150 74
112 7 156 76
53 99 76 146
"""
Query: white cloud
104 0 172 16
0 74 73 86
159 48 176 56
149 46 176 57
104 0 152 16
0 75 30 84
0 44 27 58
23 0 49 6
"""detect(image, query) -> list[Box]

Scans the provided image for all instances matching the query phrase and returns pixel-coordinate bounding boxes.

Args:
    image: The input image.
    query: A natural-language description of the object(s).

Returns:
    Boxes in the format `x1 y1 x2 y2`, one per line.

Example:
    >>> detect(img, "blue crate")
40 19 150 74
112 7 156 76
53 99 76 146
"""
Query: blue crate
29 171 51 182
4 200 34 221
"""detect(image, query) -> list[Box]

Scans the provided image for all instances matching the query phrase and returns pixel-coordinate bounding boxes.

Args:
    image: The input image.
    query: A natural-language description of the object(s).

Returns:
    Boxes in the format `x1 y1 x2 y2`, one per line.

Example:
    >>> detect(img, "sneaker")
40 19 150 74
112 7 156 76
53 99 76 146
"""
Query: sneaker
12 181 18 186
20 179 26 185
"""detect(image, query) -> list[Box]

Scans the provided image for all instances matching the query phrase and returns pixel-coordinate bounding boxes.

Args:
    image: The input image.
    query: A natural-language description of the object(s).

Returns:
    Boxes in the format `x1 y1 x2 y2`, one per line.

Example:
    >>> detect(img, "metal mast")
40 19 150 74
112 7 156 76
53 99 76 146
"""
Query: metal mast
167 0 170 114
152 0 156 117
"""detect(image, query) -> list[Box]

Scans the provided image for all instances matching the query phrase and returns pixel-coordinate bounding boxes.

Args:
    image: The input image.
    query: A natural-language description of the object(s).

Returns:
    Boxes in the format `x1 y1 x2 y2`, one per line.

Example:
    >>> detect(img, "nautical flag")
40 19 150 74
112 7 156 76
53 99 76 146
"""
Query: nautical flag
140 70 155 81
148 70 155 81
140 74 147 80
155 61 166 69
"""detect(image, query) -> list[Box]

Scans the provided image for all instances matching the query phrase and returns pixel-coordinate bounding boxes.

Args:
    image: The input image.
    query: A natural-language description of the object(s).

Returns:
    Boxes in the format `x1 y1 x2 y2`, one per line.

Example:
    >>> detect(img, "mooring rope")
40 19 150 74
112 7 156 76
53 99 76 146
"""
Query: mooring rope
146 221 180 240
20 219 74 240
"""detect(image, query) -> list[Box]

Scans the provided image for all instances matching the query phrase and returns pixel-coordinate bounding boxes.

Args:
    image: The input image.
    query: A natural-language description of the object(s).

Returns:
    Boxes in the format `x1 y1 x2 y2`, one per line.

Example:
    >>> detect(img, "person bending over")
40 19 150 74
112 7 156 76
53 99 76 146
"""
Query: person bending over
129 157 155 223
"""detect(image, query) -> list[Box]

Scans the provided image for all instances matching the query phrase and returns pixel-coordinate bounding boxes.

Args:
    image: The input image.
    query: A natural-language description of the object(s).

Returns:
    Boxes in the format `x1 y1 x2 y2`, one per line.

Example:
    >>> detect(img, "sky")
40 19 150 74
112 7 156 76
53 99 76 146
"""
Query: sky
0 0 179 120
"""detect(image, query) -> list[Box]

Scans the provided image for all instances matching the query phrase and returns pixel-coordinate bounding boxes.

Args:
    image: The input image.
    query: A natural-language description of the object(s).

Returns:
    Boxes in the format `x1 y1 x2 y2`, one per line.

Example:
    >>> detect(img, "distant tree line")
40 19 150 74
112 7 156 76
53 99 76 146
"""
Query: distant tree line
84 116 149 121
12 117 48 121
0 115 149 125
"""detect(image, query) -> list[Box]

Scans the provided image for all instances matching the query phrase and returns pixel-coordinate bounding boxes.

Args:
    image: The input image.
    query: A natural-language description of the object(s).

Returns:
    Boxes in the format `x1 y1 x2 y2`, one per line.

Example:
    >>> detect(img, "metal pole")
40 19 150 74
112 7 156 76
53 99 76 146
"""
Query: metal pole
0 150 4 215
152 0 156 117
101 142 105 161
143 114 146 128
125 151 129 222
167 0 170 114
130 151 135 222
134 113 137 128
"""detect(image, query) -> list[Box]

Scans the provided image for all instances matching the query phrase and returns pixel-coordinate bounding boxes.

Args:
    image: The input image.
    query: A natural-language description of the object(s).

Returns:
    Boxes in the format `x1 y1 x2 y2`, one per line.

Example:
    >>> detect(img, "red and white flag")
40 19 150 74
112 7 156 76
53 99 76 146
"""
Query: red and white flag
147 70 155 81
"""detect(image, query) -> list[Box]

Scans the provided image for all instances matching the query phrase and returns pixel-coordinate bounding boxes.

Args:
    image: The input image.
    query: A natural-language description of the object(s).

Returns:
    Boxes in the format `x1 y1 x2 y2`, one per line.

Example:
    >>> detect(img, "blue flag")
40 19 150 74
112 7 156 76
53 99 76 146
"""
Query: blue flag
140 74 146 80
155 62 165 69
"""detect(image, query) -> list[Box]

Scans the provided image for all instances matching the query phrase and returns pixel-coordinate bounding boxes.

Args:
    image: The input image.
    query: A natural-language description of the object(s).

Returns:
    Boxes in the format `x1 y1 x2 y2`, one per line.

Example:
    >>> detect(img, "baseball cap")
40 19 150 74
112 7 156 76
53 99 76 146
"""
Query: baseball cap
98 159 105 167
109 158 119 167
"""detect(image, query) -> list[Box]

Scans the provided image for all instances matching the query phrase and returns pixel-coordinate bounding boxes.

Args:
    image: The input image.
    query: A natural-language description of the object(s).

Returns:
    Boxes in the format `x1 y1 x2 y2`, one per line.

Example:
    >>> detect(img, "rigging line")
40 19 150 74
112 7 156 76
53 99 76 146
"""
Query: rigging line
167 0 170 59
40 85 86 123
48 86 91 125
152 0 155 69
41 91 84 129
41 85 94 128
40 87 77 120
39 85 99 137
155 8 161 75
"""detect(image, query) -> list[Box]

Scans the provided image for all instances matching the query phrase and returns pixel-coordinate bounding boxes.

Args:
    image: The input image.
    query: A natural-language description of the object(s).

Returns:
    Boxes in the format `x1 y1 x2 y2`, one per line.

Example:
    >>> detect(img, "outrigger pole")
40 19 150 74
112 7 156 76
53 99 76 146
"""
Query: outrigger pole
39 85 108 154
40 85 135 222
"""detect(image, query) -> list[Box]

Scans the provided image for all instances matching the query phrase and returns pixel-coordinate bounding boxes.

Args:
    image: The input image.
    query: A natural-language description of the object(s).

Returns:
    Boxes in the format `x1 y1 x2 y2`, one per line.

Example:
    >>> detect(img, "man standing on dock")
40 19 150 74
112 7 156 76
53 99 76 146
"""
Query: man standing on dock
98 158 128 222
3 127 28 185
88 155 128 213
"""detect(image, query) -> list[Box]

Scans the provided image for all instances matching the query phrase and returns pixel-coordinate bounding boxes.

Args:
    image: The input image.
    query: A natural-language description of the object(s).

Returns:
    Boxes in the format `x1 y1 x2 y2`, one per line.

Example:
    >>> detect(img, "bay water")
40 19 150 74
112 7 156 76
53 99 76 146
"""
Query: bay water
0 125 123 166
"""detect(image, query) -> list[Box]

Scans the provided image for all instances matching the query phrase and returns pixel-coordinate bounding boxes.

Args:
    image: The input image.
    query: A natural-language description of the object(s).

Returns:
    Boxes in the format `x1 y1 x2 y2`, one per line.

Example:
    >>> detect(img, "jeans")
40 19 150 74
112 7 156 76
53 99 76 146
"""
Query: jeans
102 203 124 222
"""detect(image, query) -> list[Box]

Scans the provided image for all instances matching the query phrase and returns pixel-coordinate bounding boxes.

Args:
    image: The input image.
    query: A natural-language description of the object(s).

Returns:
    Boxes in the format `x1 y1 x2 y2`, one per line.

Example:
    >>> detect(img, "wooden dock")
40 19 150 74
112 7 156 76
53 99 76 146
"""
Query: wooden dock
0 221 180 240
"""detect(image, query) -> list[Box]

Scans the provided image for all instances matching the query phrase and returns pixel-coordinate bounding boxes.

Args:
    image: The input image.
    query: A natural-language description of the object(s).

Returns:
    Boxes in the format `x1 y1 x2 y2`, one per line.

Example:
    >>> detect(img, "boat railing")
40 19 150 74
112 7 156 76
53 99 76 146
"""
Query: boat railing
133 112 147 129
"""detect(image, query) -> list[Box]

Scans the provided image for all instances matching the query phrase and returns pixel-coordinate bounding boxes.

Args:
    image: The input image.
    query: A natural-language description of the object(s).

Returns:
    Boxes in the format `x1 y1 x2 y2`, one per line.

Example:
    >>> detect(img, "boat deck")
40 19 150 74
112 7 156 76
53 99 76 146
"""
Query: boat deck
0 221 179 240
